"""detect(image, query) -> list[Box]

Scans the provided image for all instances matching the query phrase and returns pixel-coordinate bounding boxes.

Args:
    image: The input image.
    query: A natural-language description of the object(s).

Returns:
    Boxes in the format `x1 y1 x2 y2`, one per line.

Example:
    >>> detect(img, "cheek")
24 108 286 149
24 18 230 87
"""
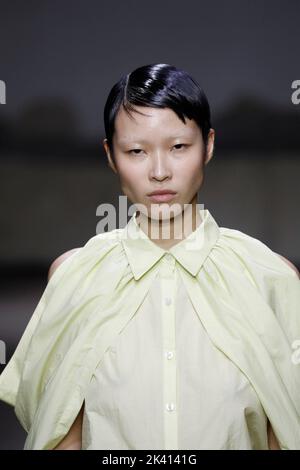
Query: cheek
117 162 145 193
177 156 204 186
117 160 137 182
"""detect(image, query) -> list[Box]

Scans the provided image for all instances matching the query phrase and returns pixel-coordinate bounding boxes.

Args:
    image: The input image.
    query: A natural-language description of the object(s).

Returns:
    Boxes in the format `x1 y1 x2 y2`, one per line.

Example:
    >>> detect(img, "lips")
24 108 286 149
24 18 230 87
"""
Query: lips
147 189 177 196
148 192 177 202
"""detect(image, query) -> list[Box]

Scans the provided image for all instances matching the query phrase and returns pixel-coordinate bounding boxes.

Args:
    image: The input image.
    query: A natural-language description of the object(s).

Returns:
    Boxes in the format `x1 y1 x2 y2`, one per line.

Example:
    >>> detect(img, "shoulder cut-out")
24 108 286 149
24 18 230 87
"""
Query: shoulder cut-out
276 253 300 279
48 248 81 281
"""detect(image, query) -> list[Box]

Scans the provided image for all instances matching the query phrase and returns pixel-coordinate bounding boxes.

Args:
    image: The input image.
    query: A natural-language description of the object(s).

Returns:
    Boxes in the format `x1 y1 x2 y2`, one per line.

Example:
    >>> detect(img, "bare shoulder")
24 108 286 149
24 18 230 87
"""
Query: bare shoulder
48 248 81 281
276 253 300 279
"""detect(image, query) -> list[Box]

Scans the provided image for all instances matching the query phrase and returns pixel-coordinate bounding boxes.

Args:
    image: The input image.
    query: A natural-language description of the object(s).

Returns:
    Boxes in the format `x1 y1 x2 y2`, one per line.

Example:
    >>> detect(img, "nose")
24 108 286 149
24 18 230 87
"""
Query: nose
149 150 171 181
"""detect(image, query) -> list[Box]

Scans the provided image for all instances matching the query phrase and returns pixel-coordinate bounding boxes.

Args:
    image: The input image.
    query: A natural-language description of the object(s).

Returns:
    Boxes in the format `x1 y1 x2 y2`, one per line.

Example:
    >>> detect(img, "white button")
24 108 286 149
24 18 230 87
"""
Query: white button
166 403 175 412
165 351 174 360
165 253 173 261
165 297 172 306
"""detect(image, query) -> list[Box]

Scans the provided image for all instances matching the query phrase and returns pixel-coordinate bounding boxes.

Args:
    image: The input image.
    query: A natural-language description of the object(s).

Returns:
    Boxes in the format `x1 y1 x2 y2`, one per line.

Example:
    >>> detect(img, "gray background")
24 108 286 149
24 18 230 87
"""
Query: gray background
0 0 299 449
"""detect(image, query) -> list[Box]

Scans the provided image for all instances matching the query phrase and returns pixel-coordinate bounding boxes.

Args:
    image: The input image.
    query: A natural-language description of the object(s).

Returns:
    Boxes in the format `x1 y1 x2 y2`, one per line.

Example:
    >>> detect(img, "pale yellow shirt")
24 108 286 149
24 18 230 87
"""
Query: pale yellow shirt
0 207 299 450
82 256 268 450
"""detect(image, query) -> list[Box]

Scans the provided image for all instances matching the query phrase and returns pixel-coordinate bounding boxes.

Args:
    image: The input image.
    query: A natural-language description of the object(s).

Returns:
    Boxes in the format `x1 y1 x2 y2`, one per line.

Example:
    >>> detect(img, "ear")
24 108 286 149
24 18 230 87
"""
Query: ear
204 128 215 165
103 138 118 174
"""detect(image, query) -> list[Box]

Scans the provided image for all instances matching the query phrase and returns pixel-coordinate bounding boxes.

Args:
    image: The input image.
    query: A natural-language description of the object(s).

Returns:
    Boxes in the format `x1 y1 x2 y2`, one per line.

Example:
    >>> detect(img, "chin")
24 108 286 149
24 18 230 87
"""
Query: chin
144 203 184 222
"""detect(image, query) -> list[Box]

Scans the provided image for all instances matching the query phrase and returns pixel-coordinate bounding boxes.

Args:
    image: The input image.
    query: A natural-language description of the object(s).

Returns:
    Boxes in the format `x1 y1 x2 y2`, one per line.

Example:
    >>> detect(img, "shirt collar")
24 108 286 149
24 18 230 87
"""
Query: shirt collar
120 206 220 280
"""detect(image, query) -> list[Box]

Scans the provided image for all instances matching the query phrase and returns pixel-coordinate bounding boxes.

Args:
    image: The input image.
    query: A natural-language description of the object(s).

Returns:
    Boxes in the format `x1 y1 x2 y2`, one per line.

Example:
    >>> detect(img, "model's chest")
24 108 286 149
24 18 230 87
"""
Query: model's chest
86 274 262 415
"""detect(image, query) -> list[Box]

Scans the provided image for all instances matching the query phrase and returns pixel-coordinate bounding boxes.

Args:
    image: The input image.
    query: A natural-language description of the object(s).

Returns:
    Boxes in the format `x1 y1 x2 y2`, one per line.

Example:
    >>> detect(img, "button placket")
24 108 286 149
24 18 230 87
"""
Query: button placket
161 255 178 450
160 253 176 278
165 402 175 412
165 351 174 360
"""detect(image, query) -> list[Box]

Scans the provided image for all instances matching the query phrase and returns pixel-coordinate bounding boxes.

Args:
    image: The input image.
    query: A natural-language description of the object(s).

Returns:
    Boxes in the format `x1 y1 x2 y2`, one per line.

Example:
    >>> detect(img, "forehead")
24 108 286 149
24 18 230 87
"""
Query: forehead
114 106 199 143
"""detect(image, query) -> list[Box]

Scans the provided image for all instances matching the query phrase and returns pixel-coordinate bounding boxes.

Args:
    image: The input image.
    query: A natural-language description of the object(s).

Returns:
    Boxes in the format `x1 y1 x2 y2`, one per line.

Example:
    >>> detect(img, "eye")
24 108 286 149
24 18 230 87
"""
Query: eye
173 143 187 151
129 148 144 155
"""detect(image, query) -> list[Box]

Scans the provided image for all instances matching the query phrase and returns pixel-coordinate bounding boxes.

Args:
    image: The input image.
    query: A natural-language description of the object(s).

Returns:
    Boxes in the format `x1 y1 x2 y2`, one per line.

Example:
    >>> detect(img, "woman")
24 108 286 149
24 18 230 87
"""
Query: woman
0 63 299 450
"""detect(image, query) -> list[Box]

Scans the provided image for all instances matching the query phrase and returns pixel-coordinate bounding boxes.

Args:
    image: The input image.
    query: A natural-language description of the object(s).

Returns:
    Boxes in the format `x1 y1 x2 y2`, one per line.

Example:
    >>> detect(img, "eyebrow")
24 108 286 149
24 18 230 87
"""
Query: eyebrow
118 133 195 144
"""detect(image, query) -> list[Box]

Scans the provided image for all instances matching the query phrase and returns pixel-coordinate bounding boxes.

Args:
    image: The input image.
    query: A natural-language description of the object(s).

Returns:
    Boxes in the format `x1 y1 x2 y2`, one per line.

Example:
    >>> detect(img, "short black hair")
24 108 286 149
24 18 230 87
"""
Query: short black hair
103 63 212 160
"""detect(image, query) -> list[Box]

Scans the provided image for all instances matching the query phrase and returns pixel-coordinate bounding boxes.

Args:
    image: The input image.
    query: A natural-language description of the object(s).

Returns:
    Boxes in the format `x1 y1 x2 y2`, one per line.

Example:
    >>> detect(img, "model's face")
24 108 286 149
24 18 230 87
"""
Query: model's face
103 105 214 220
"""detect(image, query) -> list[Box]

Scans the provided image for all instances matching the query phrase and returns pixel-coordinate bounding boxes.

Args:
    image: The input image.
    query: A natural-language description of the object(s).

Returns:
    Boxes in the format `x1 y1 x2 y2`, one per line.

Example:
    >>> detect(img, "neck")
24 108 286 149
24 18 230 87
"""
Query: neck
136 195 202 250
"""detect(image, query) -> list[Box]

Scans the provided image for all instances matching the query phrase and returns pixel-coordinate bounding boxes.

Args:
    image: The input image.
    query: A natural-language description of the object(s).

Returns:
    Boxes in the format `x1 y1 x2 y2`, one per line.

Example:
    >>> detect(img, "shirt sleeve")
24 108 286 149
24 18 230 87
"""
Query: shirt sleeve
0 248 81 409
209 227 300 448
